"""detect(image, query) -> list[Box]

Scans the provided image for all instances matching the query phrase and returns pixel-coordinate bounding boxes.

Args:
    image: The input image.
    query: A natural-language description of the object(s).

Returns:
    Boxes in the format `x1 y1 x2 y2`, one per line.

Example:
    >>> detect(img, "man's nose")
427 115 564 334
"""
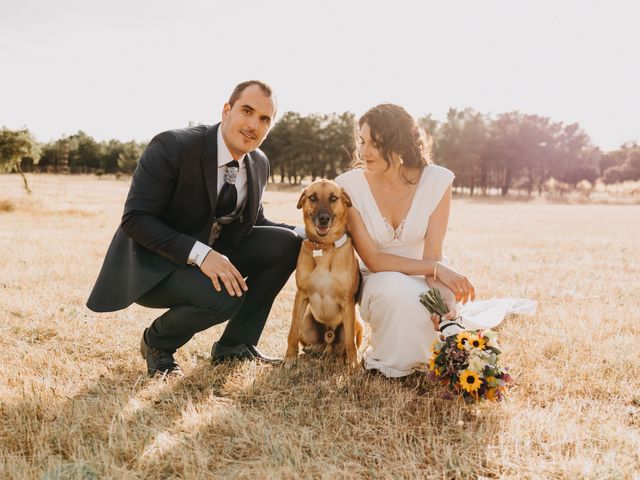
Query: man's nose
247 116 258 130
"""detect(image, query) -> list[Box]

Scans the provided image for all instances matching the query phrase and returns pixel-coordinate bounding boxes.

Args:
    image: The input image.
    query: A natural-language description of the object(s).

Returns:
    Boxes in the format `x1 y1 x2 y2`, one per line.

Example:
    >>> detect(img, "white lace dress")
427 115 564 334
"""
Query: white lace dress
335 166 536 377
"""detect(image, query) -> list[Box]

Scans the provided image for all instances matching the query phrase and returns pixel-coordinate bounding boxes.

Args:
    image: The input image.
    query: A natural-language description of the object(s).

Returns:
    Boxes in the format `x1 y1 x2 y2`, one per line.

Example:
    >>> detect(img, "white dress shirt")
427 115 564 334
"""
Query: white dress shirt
187 127 305 267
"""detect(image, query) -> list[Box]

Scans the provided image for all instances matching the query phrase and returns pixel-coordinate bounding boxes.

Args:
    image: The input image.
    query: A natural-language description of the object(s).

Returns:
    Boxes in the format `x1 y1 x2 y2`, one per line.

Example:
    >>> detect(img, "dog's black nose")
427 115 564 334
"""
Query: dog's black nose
318 213 331 225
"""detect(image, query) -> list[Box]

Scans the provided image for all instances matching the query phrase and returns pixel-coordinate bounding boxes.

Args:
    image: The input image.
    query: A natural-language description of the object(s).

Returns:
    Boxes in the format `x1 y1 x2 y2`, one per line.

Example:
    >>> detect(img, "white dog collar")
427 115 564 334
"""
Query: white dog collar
333 233 349 248
310 233 349 257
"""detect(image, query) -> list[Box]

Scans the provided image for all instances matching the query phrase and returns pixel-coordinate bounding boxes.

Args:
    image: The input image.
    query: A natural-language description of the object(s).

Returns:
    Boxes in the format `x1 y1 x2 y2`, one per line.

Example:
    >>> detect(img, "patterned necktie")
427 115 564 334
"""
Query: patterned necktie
216 160 239 217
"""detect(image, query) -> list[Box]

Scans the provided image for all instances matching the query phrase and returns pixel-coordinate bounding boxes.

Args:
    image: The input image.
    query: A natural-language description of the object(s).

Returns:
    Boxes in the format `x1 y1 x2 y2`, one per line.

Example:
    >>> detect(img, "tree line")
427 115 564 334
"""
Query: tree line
2 109 639 196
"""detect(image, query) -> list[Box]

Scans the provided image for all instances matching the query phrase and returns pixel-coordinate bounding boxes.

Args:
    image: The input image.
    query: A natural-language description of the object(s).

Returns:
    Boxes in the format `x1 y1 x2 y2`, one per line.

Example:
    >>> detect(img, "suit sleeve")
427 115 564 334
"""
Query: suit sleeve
120 131 196 265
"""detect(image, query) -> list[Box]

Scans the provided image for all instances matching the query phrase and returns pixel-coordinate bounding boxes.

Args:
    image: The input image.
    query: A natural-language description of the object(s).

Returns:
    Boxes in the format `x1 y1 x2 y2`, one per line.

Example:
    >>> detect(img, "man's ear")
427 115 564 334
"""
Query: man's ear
341 188 352 208
297 189 307 209
221 102 231 120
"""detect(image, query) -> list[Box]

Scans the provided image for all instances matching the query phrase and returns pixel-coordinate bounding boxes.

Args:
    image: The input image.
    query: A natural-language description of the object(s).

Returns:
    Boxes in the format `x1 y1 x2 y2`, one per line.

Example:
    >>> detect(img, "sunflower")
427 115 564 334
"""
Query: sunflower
456 331 472 350
427 356 437 372
468 334 486 350
486 388 498 401
459 369 483 393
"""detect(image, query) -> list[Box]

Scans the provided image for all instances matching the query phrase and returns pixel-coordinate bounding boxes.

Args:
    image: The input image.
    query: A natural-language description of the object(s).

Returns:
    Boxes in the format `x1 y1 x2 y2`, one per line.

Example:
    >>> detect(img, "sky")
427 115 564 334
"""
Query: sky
1 0 638 151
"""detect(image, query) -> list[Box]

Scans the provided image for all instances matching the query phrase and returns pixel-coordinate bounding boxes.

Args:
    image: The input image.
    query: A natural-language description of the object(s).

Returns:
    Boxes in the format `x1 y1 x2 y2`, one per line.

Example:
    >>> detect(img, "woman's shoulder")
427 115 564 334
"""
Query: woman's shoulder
424 164 455 184
334 168 364 187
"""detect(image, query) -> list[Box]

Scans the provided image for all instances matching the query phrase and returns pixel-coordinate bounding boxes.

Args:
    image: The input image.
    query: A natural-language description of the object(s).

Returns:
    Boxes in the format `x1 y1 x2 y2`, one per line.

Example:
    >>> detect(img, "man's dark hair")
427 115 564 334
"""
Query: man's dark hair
228 80 275 108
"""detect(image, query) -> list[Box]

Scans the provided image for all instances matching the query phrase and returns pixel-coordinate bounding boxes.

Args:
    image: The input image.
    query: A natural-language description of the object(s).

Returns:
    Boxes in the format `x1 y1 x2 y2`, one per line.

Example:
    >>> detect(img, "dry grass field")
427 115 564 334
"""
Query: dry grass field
1 174 639 479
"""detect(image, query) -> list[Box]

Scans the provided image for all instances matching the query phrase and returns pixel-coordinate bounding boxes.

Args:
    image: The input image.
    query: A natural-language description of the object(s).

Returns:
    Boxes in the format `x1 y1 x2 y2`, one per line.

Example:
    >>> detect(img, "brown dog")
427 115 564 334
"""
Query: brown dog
285 179 364 367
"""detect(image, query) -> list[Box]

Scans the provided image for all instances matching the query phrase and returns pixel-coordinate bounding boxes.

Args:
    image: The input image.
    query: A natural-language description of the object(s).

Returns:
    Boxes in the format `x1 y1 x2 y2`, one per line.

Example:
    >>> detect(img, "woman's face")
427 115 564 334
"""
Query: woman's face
358 123 388 173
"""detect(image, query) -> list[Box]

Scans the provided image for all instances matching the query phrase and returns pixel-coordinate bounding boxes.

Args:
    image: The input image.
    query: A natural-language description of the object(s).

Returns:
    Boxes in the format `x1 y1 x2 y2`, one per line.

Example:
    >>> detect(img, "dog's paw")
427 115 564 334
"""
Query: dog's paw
283 357 298 369
347 361 362 371
345 353 361 371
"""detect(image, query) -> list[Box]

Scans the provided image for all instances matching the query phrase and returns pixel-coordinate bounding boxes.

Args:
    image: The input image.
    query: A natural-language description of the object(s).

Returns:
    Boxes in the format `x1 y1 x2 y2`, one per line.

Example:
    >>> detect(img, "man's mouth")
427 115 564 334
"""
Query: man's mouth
241 130 256 141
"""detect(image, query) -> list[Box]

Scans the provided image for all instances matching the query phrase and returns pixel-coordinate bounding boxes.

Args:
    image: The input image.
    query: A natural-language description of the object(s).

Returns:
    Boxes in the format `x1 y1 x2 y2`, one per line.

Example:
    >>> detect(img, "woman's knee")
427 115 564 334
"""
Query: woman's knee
363 271 407 293
436 285 456 304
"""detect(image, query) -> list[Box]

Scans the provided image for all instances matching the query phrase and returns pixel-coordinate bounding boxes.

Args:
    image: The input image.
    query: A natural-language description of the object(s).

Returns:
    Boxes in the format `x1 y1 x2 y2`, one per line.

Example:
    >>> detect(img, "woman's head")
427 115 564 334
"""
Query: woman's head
355 104 431 177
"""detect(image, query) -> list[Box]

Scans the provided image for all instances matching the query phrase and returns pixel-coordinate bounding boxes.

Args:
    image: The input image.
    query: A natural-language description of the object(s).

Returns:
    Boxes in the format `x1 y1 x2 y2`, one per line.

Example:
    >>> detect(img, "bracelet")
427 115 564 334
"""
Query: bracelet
434 261 439 281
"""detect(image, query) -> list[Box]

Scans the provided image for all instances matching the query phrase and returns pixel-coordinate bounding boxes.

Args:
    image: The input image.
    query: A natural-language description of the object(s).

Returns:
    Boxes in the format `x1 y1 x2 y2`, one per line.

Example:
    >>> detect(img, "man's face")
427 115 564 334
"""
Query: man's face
220 85 276 158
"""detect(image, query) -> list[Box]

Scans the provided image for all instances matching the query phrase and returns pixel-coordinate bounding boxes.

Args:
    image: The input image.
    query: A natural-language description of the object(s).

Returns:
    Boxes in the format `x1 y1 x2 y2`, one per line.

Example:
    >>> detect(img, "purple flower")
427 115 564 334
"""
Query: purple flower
440 391 453 400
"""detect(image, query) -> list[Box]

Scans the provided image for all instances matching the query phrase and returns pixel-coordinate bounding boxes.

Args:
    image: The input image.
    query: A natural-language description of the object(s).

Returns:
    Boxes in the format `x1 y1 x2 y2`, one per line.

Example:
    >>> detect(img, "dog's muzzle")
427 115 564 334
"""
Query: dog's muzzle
314 212 332 237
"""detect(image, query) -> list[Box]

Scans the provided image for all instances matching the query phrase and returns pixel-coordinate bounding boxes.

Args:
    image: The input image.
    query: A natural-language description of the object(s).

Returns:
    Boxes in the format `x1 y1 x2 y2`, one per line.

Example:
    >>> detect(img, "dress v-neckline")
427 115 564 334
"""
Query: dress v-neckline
360 167 428 237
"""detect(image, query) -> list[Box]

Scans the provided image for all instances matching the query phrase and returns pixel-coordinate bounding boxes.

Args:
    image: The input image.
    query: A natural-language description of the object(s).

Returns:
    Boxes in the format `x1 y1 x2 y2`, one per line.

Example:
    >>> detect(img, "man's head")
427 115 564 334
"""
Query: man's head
220 80 276 159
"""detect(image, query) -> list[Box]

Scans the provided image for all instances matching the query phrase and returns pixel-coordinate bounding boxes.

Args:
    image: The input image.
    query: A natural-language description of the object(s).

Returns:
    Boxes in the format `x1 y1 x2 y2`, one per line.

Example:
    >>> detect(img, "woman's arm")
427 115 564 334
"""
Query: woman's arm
422 184 475 307
347 207 438 276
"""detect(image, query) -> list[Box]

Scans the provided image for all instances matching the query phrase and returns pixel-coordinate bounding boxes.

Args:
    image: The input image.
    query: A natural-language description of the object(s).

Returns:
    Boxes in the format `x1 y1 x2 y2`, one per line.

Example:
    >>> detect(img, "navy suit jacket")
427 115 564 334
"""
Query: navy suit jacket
86 123 290 312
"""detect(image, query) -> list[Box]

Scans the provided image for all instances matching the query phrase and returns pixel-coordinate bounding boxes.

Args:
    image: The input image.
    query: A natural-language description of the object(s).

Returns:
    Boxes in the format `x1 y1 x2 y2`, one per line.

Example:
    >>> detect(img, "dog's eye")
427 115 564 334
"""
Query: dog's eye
329 195 338 203
309 194 318 202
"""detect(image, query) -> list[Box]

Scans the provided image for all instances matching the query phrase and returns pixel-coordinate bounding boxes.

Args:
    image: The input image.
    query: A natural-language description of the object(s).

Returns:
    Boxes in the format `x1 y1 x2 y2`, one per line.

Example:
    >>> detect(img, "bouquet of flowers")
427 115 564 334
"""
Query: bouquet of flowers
419 288 512 402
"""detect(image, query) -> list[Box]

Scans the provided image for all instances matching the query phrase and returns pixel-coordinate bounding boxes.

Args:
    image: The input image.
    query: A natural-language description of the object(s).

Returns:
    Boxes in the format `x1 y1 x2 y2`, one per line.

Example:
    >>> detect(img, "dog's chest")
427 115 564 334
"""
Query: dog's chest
302 258 345 324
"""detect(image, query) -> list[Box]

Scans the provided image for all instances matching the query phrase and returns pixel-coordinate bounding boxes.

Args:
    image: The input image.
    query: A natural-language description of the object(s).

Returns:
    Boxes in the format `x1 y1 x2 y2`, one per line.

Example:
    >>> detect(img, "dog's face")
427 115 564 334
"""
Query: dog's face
297 179 352 240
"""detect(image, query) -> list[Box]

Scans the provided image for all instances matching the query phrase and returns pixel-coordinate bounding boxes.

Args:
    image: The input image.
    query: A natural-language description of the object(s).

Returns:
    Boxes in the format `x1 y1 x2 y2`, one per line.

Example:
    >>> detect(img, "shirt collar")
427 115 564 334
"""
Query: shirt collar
217 125 246 168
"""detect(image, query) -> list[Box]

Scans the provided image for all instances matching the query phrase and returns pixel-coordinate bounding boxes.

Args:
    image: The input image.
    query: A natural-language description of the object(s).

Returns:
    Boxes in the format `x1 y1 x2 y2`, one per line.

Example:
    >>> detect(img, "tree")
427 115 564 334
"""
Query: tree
0 127 40 193
603 144 640 183
318 112 356 179
117 141 145 174
68 131 101 172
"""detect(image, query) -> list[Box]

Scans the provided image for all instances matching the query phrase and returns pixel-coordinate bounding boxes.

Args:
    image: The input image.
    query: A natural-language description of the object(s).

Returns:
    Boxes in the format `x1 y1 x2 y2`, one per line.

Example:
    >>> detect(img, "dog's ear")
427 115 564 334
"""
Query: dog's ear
296 188 307 209
341 188 352 208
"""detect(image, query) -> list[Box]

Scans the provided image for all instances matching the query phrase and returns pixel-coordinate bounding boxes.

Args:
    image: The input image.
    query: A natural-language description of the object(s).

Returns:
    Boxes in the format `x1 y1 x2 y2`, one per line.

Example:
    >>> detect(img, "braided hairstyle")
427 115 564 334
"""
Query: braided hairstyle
355 104 432 183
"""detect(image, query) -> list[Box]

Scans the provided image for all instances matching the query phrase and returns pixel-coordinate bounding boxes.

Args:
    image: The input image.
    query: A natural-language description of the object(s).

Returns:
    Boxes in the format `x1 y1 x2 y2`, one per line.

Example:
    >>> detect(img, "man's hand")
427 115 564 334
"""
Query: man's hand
200 251 248 296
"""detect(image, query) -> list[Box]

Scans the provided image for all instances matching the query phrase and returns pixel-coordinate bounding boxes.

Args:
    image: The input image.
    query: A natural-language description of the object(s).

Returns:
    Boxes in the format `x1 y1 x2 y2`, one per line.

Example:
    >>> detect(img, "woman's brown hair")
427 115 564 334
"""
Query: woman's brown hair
354 103 432 183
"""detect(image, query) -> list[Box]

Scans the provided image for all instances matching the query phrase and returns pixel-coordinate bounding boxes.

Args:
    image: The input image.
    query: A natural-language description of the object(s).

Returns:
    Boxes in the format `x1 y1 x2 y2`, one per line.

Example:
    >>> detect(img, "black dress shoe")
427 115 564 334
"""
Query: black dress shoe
210 342 255 364
245 344 282 364
210 342 282 365
140 330 183 377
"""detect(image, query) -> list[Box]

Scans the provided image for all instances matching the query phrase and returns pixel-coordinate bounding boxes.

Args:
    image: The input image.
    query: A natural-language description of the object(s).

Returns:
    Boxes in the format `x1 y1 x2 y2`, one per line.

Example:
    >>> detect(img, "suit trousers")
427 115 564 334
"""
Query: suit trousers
136 226 301 352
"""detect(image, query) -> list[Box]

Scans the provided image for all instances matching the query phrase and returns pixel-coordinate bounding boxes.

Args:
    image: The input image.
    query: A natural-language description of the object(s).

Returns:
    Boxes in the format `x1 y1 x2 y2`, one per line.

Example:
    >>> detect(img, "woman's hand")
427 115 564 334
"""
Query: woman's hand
430 312 456 330
435 263 475 305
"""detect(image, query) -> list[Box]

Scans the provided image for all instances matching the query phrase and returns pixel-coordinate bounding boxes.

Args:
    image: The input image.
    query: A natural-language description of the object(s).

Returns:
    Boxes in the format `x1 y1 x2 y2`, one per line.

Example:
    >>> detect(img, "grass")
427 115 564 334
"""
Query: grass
0 173 639 479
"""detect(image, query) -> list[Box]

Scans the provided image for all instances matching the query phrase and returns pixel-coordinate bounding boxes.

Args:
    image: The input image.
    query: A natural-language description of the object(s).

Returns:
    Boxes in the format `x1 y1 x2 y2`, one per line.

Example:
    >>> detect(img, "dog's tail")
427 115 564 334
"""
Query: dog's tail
324 328 336 344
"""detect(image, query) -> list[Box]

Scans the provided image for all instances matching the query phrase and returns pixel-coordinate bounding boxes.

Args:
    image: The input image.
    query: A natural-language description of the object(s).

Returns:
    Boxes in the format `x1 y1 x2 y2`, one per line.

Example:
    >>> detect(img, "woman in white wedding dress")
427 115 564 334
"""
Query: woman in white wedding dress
335 104 535 378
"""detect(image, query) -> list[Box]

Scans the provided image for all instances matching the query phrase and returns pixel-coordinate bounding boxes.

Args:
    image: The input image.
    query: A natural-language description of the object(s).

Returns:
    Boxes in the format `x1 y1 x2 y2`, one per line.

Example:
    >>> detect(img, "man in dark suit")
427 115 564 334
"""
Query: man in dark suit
87 80 302 376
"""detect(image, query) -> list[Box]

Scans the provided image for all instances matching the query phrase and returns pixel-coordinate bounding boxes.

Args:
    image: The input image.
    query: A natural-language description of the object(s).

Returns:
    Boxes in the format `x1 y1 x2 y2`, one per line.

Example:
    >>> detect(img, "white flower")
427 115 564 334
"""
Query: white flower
467 355 487 374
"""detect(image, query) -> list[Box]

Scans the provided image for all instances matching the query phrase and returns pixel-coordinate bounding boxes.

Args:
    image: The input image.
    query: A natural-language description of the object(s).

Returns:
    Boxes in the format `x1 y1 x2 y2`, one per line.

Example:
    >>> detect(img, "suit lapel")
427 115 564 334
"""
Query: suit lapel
201 123 220 218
